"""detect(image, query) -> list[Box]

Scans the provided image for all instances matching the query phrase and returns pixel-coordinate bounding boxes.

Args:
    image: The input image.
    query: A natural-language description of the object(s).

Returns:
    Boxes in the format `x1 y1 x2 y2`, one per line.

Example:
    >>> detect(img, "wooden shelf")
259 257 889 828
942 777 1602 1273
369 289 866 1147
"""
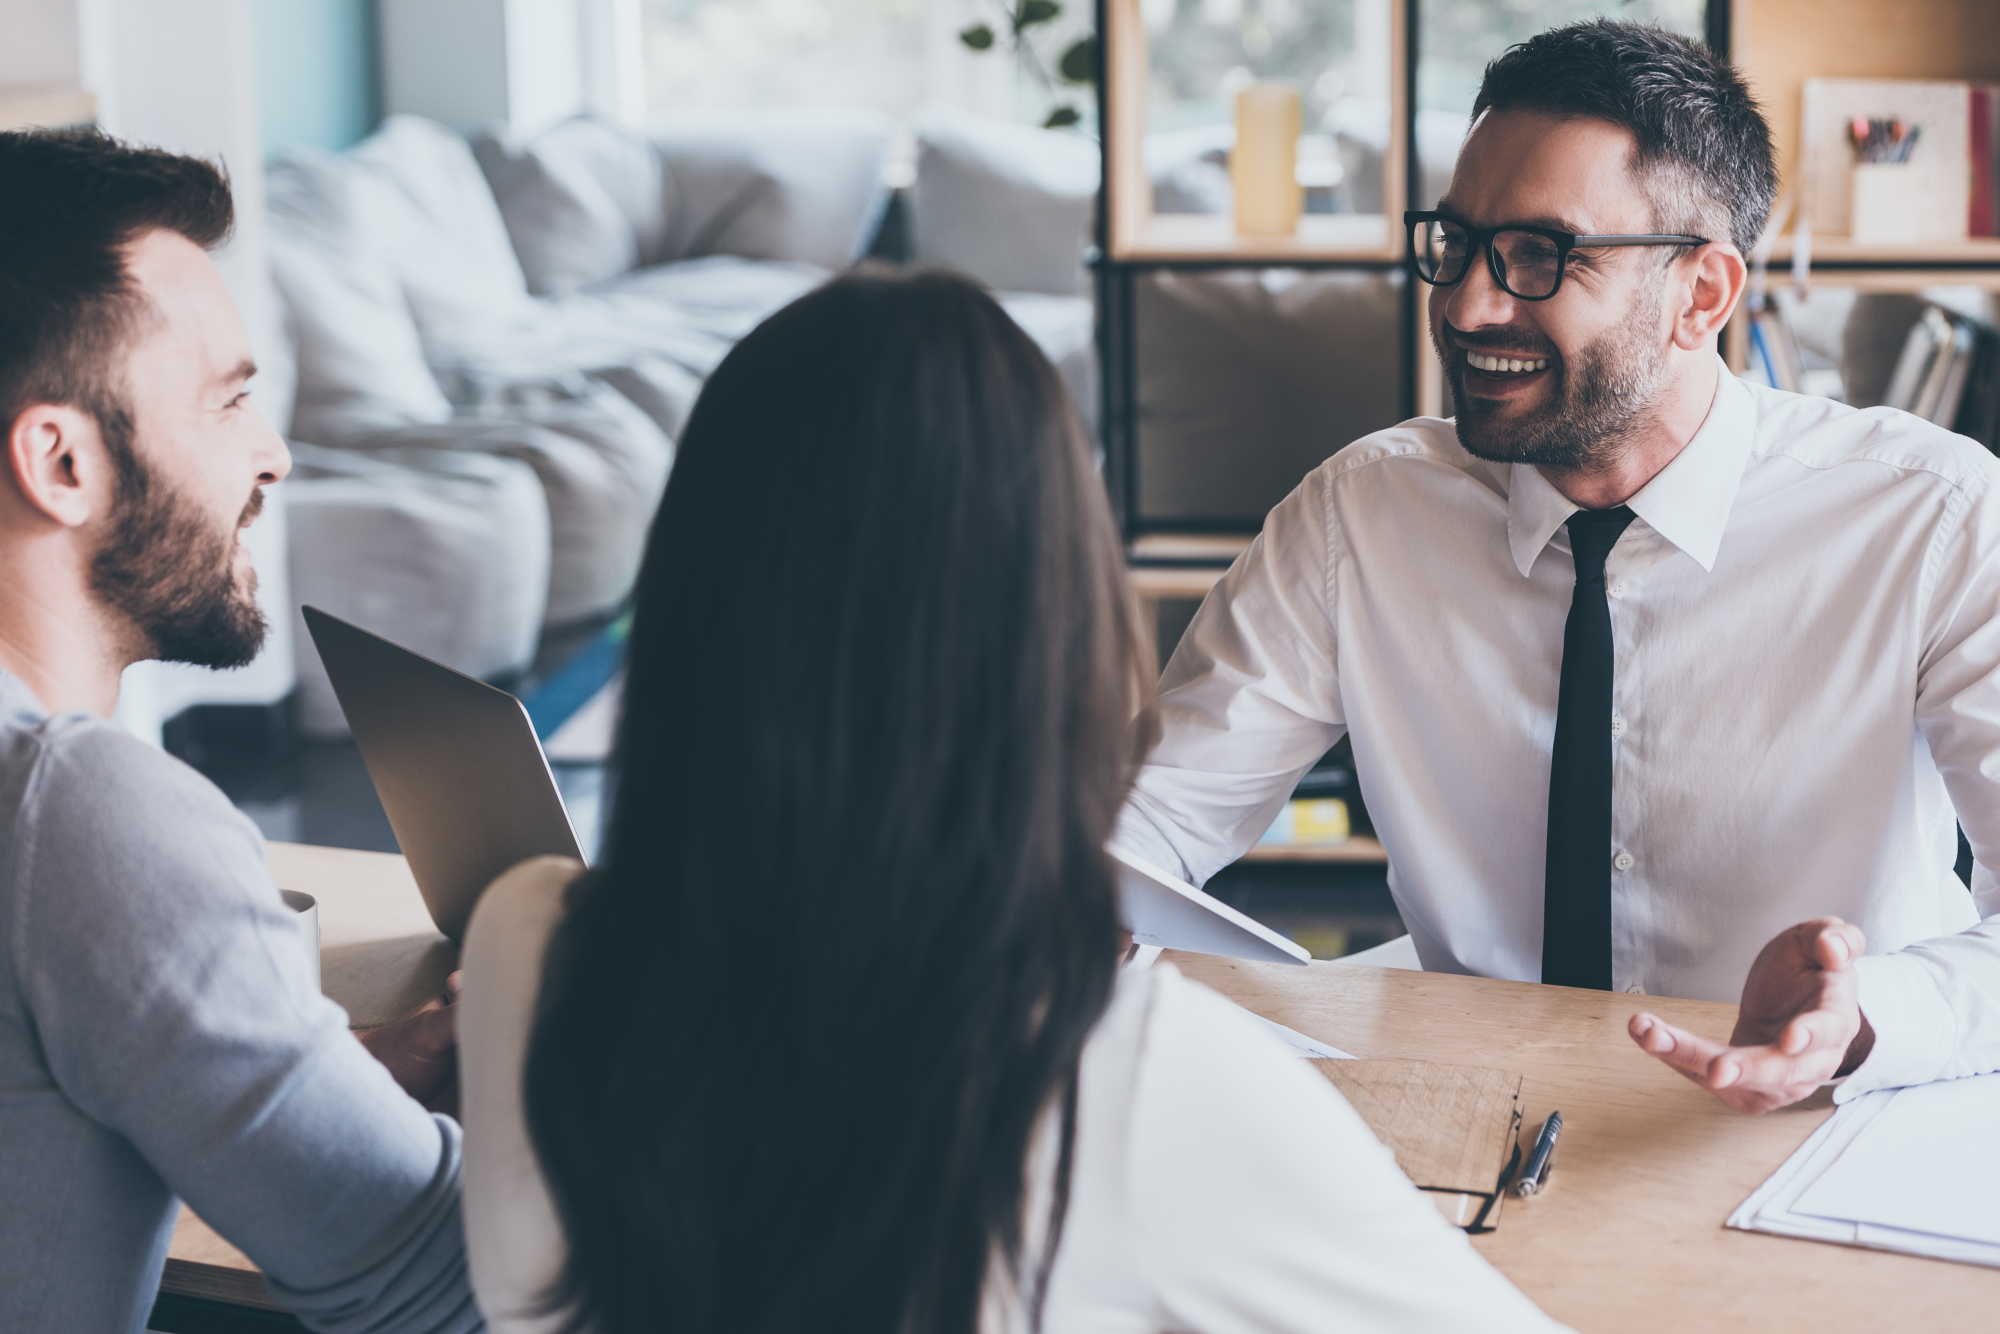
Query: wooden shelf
1128 532 1252 564
1112 212 1398 264
1103 0 1407 265
1128 564 1227 602
1240 835 1388 865
1734 0 2000 236
0 85 95 132
1770 235 2000 266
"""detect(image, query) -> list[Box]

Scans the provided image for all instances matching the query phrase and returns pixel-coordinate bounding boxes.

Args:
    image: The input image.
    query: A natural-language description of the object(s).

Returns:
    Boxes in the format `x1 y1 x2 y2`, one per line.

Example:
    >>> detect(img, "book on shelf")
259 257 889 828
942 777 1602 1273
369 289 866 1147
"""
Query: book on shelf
1258 797 1351 847
1749 308 1803 394
1884 305 2000 453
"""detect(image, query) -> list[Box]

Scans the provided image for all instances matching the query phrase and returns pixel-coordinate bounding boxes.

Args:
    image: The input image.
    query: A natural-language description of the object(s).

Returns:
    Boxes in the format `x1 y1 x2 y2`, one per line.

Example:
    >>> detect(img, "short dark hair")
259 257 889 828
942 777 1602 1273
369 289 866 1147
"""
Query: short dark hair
0 129 234 466
1472 20 1776 257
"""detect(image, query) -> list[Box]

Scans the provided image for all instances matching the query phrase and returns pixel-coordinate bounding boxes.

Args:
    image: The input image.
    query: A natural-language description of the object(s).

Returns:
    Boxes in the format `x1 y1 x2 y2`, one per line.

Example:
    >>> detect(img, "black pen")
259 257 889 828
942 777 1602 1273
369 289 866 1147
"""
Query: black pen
1514 1111 1563 1197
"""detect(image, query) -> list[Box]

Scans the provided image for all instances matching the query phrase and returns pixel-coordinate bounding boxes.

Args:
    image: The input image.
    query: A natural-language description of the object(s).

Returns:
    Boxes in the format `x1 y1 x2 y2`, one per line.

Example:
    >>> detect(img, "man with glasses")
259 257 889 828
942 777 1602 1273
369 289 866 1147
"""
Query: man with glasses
1114 20 2000 1106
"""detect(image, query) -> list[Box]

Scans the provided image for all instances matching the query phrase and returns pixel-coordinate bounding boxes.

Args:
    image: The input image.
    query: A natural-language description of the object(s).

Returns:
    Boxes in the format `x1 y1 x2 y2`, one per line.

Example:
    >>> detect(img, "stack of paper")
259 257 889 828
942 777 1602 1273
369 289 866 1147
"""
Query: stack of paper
1730 1071 2000 1266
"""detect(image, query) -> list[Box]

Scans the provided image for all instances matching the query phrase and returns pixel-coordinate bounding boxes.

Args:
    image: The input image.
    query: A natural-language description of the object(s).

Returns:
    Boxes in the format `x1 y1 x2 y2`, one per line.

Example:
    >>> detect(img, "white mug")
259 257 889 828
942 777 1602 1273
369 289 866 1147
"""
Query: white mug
279 890 321 994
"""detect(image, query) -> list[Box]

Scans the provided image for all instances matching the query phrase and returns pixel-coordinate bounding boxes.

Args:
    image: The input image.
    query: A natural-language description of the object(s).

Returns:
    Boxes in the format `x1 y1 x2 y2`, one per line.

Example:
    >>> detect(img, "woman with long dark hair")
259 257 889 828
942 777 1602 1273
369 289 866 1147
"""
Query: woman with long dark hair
456 268 1562 1334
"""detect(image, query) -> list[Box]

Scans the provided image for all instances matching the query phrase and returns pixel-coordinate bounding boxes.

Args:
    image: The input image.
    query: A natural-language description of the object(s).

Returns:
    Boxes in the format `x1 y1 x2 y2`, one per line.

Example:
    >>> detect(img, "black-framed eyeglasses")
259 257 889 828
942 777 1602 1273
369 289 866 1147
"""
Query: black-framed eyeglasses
1404 211 1708 301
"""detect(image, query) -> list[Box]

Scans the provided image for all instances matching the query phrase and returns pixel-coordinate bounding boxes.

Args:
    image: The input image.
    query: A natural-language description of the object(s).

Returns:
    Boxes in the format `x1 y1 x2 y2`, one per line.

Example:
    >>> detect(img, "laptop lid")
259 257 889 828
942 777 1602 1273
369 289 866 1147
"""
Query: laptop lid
302 606 584 943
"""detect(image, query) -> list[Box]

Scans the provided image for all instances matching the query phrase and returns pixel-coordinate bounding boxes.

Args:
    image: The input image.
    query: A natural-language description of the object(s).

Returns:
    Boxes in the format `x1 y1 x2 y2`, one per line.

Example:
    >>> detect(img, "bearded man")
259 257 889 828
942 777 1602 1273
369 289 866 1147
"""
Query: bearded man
0 133 481 1331
1113 16 2000 1072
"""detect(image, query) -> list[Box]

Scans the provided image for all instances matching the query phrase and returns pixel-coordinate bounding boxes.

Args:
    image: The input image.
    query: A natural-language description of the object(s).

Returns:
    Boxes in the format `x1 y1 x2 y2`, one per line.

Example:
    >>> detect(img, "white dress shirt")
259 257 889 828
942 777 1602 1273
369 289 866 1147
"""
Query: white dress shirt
459 857 1567 1334
1114 358 2000 1005
1844 919 2000 1100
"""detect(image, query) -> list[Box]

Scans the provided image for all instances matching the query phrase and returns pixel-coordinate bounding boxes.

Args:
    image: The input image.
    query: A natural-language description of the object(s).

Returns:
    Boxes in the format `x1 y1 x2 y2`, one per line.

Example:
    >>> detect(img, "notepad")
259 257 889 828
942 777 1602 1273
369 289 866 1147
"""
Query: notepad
1311 1058 1524 1232
1730 1070 2000 1266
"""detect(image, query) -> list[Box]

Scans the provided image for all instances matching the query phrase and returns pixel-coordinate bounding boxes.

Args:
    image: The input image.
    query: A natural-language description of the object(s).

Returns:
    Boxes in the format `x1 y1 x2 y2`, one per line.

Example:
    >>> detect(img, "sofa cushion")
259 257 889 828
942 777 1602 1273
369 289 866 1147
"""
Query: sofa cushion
266 149 454 444
474 117 669 297
647 107 892 271
910 107 1099 297
344 115 535 341
335 375 675 626
287 443 550 737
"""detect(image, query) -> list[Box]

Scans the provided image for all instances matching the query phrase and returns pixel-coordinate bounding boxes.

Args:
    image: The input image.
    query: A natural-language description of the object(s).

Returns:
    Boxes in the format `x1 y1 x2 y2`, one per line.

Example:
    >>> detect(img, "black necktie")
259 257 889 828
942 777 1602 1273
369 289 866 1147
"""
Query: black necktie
1542 505 1636 990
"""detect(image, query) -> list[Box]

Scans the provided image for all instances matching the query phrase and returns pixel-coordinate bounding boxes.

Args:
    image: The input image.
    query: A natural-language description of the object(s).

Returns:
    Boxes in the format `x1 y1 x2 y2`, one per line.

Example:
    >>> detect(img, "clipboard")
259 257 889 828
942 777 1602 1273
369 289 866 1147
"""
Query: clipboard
1310 1058 1525 1233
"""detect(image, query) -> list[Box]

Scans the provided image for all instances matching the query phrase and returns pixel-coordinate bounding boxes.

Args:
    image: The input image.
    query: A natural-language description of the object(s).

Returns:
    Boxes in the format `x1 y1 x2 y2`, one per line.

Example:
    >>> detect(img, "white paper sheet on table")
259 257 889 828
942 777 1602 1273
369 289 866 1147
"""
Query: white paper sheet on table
1729 1070 2000 1266
1245 1010 1356 1059
1123 941 1355 1058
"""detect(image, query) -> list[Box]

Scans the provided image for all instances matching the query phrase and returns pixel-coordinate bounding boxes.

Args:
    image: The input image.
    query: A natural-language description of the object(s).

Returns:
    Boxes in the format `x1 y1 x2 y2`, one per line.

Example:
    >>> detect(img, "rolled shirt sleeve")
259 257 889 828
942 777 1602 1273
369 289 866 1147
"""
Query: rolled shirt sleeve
1114 470 1349 887
1843 918 2000 1102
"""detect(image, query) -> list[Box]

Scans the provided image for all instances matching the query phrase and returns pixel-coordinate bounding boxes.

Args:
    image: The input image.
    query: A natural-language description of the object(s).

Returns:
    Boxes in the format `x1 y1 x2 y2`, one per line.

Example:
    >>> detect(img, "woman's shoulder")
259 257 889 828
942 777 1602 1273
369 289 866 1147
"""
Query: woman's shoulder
459 856 587 1334
1112 962 1334 1091
1076 962 1369 1190
463 857 588 986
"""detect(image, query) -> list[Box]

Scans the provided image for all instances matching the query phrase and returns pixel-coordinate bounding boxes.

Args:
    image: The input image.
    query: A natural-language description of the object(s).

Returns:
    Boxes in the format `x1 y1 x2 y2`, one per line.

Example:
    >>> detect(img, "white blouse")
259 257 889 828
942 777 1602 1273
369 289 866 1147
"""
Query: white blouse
458 856 1569 1333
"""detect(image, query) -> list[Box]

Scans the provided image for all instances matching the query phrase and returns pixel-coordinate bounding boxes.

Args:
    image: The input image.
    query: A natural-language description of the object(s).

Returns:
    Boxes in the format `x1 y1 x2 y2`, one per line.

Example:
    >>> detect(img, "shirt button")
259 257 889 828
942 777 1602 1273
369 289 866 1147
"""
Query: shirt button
1614 852 1635 871
1608 582 1627 599
1626 982 1646 995
1611 714 1626 737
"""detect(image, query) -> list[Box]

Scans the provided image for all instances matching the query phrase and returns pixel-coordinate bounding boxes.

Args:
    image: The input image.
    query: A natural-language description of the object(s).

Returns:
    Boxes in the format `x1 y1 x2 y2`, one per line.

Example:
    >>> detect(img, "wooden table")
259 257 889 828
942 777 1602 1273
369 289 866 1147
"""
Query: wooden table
1172 952 2000 1330
160 842 459 1318
163 844 2000 1329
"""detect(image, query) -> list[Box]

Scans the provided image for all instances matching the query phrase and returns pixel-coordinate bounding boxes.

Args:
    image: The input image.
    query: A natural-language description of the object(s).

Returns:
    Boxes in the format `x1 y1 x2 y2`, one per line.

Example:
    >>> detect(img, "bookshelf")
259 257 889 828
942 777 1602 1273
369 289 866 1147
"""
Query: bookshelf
1731 0 2000 232
1101 0 1407 264
1726 0 2000 377
1242 836 1389 865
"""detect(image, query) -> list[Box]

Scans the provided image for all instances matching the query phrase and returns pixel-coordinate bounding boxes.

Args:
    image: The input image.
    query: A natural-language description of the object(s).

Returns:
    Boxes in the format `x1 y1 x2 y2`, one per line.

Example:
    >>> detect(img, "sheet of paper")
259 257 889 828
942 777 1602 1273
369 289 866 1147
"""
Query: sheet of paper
1244 1008 1356 1060
1791 1072 2000 1246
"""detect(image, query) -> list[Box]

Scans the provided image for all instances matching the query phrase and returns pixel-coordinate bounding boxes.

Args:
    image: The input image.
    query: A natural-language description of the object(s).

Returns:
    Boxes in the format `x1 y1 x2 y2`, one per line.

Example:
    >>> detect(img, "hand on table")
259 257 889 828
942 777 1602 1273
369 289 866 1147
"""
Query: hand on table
358 971 462 1116
1627 918 1875 1114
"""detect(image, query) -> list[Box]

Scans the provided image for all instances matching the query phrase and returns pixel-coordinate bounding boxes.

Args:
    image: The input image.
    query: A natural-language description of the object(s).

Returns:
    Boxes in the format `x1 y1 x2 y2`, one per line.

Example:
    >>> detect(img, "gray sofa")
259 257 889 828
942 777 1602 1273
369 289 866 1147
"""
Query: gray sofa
267 109 1098 735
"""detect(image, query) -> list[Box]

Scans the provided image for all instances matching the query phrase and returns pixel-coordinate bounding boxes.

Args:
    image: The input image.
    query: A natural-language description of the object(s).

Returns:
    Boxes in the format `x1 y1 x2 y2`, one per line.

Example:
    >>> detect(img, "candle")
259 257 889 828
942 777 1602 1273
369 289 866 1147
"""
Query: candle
1233 82 1302 237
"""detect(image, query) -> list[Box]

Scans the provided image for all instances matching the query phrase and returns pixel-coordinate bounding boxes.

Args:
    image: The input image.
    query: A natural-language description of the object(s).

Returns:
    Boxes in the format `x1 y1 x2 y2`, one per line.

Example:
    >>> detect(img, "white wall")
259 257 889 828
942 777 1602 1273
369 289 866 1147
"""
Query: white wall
382 0 627 136
1 0 298 744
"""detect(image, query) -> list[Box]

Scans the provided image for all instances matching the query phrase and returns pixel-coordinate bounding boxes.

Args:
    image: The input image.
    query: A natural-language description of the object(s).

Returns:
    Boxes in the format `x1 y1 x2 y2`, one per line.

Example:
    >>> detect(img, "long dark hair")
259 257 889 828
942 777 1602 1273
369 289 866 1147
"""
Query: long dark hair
525 266 1145 1334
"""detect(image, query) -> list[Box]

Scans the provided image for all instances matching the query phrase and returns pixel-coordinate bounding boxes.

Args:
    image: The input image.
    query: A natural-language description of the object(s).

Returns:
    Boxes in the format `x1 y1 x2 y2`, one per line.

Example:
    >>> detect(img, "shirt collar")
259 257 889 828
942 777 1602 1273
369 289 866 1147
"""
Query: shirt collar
1504 356 1752 577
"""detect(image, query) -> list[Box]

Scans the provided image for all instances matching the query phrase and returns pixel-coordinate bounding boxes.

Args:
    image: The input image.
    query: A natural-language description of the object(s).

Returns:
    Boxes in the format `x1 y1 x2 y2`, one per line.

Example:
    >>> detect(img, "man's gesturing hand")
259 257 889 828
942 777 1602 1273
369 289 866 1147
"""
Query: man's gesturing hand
1627 918 1875 1114
357 971 462 1114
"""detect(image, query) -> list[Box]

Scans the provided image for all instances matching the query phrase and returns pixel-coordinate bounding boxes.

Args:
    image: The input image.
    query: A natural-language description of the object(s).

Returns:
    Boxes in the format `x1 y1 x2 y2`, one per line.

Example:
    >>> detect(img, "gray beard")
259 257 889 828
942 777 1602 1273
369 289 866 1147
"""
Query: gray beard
1440 281 1670 471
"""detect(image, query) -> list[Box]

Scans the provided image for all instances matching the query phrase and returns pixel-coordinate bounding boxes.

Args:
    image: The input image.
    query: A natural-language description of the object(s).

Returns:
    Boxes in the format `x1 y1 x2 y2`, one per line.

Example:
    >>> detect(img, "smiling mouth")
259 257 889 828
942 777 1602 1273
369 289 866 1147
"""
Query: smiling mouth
1464 351 1552 375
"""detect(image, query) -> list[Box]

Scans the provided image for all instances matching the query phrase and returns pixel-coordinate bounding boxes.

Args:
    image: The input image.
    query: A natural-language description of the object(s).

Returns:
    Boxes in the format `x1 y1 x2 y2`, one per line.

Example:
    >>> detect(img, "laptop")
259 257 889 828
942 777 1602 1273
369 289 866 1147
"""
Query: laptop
304 607 1308 965
302 606 584 943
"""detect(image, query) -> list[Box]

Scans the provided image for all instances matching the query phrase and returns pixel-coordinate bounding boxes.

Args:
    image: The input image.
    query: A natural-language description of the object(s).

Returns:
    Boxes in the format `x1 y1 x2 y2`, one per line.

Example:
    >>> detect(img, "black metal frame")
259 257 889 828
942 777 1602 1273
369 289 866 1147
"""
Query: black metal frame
1095 0 1736 546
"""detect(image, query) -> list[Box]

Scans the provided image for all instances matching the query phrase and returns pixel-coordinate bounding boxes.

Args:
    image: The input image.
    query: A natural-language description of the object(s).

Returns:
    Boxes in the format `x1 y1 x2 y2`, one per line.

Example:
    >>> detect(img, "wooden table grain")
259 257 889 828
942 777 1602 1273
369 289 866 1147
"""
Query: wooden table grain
1170 951 2000 1331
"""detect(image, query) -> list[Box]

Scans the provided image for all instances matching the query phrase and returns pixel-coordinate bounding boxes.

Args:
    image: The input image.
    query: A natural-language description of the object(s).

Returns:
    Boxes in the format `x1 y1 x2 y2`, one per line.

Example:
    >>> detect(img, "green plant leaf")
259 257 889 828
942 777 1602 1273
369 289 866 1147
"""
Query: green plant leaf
1016 0 1060 29
1043 105 1082 129
1057 36 1096 84
958 22 994 50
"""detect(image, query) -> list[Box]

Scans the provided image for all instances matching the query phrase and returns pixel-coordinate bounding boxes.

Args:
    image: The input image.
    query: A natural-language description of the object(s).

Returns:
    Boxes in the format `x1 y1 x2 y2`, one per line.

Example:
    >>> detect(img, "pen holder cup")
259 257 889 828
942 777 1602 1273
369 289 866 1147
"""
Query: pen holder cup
280 890 321 994
1849 164 1926 245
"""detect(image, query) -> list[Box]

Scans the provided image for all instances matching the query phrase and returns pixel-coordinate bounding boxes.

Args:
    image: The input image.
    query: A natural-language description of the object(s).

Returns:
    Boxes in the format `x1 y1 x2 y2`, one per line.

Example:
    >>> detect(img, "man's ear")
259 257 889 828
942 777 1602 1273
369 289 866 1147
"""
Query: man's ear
6 404 110 529
1671 243 1748 351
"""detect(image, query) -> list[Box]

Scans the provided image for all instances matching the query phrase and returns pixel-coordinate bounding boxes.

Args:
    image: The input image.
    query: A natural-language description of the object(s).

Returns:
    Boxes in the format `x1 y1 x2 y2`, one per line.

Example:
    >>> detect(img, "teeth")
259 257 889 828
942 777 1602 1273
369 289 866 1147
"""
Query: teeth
1468 353 1549 374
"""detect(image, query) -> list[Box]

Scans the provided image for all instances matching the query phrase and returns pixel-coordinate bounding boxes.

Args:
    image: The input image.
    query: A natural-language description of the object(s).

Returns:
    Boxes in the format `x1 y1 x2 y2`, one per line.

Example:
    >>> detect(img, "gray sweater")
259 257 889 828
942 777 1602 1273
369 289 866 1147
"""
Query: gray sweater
0 669 481 1332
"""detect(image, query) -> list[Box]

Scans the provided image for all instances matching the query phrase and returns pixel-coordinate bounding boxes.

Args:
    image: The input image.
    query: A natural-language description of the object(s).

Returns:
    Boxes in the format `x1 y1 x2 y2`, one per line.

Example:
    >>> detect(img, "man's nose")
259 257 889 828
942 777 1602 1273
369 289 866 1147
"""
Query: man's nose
251 406 292 484
1442 244 1520 331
